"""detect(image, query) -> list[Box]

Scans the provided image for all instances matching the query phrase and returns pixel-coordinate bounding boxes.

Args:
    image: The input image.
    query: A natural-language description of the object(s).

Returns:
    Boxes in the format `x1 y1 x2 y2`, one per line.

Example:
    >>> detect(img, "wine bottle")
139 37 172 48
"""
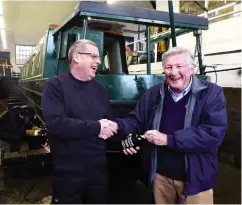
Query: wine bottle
121 133 146 149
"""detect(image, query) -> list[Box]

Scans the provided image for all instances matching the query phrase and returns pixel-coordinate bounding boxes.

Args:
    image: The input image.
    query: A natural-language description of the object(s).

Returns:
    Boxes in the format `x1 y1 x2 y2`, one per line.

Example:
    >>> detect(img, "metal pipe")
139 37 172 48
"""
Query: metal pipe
209 10 241 21
126 30 171 46
83 18 88 39
196 49 241 57
154 43 158 63
203 67 241 74
138 25 141 51
197 38 203 74
126 28 188 47
168 0 177 47
193 1 208 12
146 26 151 74
194 30 205 74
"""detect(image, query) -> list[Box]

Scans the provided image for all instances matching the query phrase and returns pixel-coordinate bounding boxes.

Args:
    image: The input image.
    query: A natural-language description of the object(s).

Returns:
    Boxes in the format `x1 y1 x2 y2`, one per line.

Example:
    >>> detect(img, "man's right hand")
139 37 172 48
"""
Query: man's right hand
123 146 140 155
98 119 118 139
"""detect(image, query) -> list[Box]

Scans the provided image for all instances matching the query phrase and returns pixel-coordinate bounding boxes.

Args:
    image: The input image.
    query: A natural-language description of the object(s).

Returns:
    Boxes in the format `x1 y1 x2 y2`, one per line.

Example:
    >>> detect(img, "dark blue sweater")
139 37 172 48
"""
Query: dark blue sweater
157 89 190 181
41 72 112 173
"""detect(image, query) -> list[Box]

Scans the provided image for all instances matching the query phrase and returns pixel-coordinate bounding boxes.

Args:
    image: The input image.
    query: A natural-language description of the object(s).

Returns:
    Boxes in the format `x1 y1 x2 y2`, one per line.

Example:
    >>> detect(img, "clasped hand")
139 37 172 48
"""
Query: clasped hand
98 119 118 140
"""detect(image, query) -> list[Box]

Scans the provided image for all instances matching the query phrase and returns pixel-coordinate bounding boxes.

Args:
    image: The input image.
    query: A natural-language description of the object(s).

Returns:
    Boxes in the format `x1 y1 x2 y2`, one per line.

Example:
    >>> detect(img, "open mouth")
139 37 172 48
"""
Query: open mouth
170 77 181 82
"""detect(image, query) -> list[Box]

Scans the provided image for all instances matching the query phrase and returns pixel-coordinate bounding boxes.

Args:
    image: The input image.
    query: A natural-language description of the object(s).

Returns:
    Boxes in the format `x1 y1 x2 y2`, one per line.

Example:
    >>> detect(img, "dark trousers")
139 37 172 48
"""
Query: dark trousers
51 165 108 204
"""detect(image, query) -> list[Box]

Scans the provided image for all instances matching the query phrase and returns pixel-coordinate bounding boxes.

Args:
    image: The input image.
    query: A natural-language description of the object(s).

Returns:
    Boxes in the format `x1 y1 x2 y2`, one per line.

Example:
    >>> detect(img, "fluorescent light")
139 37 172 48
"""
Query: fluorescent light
1 29 7 49
107 0 115 4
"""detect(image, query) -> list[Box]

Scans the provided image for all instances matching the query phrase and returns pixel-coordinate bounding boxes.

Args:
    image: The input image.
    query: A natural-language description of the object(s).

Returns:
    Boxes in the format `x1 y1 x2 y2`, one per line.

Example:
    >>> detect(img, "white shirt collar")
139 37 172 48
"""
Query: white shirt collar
168 78 192 102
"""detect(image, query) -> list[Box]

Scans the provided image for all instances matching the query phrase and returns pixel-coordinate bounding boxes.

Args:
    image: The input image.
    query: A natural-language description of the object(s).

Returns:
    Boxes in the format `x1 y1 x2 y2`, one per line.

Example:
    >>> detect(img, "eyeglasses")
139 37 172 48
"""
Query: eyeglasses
76 52 101 61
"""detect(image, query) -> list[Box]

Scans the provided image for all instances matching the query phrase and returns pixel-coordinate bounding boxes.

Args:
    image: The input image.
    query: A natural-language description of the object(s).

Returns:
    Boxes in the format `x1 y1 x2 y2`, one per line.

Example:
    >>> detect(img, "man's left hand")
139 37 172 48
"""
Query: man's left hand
144 130 168 146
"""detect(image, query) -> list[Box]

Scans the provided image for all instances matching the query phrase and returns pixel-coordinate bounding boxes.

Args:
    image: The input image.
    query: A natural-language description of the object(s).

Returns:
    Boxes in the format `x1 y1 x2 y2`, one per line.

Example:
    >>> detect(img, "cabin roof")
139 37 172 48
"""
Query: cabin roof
53 1 208 36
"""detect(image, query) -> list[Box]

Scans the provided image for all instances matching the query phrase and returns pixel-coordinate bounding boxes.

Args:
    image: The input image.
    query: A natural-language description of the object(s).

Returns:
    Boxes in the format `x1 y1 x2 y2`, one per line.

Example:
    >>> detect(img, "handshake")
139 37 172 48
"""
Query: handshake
98 119 118 140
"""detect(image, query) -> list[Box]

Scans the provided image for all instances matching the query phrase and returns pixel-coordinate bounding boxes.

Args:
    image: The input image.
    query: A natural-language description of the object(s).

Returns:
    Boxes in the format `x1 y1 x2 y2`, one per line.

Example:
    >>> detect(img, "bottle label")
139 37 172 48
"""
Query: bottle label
121 134 137 149
128 137 135 147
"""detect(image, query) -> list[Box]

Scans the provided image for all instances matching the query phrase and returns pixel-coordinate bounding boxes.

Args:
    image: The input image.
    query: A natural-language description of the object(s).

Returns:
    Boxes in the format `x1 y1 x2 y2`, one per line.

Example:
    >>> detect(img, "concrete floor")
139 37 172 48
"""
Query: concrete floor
0 163 240 204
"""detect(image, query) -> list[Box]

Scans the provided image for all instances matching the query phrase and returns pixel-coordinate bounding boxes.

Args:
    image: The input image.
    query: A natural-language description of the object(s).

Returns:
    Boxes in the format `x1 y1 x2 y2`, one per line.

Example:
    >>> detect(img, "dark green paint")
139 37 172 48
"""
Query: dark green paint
43 29 58 79
146 26 151 74
168 0 177 47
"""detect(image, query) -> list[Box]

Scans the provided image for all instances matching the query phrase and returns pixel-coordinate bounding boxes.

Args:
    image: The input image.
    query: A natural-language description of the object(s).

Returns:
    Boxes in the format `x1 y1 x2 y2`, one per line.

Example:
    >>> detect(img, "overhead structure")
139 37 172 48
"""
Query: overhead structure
53 1 208 73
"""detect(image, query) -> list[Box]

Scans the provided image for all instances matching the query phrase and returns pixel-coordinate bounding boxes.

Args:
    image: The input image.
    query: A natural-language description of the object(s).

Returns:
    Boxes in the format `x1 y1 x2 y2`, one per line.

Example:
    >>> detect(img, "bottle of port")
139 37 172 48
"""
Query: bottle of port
121 134 145 149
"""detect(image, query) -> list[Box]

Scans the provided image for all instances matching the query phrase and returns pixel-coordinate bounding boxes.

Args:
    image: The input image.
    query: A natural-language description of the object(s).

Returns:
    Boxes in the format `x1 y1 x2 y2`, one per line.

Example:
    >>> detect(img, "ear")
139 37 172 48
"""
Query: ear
73 53 81 63
191 64 196 74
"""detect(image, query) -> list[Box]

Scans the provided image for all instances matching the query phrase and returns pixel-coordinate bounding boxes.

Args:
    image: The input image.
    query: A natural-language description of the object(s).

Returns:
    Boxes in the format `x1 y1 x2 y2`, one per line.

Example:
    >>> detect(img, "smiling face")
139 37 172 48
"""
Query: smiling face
72 44 101 81
164 53 194 94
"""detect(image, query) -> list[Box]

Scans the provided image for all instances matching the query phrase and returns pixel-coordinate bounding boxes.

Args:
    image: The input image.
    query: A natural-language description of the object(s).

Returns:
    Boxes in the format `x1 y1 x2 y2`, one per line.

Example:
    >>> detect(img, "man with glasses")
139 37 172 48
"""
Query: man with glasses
113 47 227 204
41 39 118 204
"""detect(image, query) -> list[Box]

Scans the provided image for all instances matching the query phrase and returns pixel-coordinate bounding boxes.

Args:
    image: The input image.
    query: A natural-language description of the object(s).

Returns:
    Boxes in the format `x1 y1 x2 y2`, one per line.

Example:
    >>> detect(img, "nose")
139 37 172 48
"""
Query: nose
95 57 101 65
170 67 179 76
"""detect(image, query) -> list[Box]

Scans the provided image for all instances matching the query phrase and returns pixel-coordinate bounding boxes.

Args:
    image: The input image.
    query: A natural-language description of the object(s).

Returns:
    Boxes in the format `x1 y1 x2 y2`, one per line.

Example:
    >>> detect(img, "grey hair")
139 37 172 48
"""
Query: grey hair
68 39 97 62
162 47 195 68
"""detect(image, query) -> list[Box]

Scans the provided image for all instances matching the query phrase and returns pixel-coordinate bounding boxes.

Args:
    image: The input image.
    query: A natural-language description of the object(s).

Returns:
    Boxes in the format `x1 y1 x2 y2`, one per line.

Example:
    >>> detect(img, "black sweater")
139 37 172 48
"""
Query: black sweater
41 72 112 173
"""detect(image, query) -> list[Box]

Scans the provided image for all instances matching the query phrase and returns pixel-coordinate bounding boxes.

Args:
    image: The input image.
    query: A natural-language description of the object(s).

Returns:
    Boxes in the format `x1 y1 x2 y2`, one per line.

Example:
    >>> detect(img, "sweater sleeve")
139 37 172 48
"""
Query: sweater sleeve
115 85 160 136
115 99 146 136
41 79 100 140
167 86 228 153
